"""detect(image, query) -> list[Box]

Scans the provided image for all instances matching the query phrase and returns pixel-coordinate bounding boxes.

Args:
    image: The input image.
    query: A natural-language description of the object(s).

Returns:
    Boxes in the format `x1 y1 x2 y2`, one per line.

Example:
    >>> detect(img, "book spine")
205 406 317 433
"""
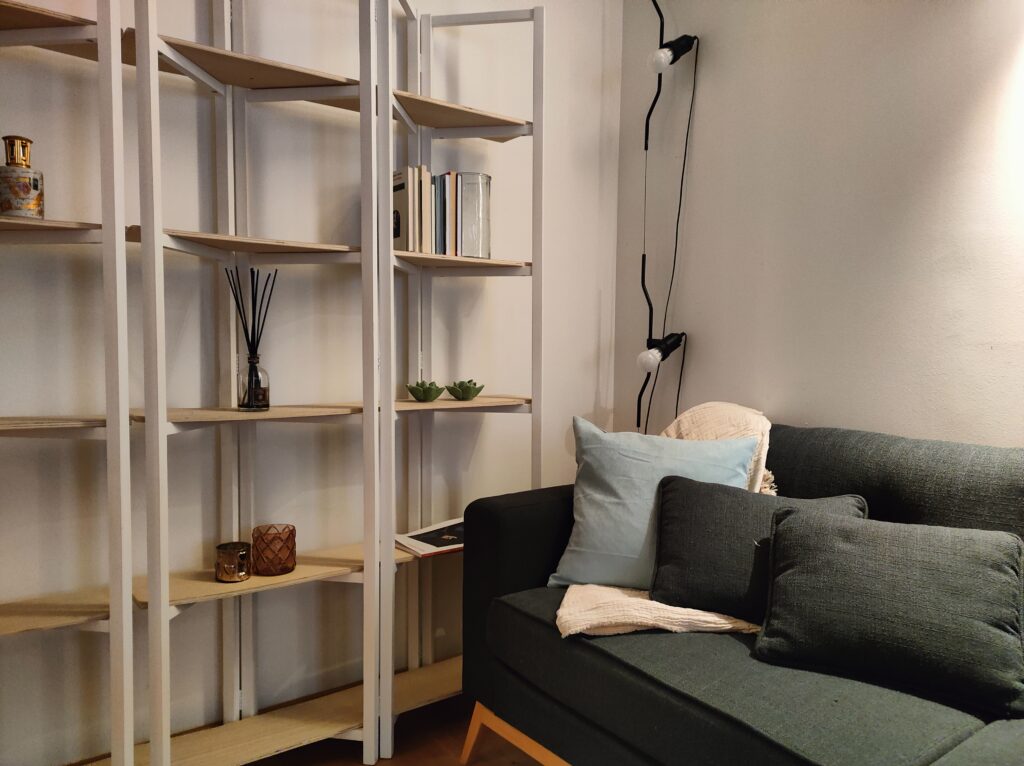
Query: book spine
392 171 408 250
420 164 433 254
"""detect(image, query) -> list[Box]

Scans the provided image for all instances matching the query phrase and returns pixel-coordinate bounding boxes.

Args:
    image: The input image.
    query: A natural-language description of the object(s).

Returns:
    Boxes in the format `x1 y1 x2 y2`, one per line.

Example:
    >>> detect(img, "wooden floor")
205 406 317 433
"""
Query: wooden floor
257 697 536 766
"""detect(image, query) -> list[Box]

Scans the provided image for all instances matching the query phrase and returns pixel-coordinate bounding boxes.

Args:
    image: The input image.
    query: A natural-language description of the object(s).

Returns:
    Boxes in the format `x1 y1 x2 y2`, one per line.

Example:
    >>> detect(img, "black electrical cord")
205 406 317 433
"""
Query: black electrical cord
640 38 700 433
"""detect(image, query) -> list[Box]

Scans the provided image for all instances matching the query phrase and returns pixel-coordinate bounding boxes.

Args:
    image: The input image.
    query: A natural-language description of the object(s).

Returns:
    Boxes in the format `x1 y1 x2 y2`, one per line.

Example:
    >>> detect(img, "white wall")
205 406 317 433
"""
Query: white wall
0 1 622 762
615 0 1024 447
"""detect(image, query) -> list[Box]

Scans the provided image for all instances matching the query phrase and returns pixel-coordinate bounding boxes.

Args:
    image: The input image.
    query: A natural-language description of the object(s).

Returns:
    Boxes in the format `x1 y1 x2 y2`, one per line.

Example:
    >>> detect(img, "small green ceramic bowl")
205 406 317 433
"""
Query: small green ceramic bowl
407 380 445 402
446 380 485 401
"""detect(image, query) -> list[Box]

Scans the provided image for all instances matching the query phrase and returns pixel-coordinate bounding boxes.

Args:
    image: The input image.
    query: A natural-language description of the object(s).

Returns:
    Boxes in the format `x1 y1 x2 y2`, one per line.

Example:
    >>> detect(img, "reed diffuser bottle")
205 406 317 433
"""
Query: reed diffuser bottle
225 267 279 411
239 353 270 410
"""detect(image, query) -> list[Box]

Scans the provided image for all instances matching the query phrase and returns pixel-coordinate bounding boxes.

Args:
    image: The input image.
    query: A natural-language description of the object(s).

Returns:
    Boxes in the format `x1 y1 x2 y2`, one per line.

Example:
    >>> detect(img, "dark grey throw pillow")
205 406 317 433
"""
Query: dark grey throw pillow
756 510 1024 718
651 476 867 623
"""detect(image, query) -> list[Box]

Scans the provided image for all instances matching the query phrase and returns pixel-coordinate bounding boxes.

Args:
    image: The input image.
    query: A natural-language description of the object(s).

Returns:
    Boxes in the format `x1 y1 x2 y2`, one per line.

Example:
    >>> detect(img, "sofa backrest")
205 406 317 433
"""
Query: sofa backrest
767 424 1024 540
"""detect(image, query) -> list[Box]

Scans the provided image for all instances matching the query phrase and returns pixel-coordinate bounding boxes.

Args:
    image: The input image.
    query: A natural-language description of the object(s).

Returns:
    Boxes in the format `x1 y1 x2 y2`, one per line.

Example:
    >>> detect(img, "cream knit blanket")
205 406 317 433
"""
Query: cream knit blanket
555 584 759 638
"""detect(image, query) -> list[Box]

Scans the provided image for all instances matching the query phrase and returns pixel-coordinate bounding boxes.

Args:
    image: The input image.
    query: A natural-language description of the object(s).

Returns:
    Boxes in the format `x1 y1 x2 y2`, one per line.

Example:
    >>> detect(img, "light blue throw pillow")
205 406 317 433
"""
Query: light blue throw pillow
549 417 758 590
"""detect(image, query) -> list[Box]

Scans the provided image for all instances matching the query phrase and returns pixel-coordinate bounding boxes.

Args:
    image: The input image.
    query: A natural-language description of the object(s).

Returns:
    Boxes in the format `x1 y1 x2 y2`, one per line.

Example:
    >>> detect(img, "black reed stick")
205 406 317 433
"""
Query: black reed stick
224 266 279 357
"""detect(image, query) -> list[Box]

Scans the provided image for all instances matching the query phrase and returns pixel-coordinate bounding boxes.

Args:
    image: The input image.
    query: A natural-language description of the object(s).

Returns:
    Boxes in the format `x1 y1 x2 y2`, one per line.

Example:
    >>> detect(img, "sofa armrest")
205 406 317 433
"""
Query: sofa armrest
462 484 575 705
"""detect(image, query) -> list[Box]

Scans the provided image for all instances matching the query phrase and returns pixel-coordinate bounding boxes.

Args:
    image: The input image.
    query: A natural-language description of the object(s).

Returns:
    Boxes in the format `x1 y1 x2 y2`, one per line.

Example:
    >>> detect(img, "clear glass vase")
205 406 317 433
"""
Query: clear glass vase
238 354 270 411
461 172 491 259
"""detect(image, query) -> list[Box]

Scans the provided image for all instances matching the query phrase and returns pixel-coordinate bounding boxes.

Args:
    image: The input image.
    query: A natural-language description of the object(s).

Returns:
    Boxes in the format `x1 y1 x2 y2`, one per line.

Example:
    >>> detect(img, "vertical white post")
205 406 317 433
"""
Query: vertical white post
531 8 544 489
377 0 398 759
213 0 243 725
403 10 422 675
135 0 172 763
418 13 435 670
237 418 257 718
359 0 382 761
97 1 133 762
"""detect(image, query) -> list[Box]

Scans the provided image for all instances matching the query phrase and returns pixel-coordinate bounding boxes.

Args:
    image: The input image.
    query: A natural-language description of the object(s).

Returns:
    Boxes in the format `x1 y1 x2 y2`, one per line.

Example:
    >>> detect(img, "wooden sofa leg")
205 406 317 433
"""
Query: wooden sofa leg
460 702 571 766
460 702 486 764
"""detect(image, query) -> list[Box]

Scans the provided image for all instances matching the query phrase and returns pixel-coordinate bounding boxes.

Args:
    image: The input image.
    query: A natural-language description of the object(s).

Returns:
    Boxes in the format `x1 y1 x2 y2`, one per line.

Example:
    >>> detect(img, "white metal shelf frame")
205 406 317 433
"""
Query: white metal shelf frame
133 0 382 763
0 3 134 764
380 2 544 759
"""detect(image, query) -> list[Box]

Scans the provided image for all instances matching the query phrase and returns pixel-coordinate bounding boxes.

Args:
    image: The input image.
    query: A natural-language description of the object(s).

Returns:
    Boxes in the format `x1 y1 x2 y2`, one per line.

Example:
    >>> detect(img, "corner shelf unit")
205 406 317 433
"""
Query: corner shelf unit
0 1 135 764
0 1 540 763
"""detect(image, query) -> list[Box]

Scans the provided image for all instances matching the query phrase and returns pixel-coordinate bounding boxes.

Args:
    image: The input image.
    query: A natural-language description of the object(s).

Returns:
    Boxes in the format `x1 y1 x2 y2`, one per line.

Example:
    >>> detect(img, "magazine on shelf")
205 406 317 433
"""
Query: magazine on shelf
396 517 465 558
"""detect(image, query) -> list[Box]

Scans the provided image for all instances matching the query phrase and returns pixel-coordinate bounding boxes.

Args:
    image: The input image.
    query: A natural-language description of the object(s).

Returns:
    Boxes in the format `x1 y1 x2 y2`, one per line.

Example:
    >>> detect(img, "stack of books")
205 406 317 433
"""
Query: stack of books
393 166 489 257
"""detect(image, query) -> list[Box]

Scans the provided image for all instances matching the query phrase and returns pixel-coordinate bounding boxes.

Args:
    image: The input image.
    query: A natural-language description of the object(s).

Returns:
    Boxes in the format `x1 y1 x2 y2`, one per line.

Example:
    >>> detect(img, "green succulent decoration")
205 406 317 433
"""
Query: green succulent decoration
446 379 485 401
407 380 444 402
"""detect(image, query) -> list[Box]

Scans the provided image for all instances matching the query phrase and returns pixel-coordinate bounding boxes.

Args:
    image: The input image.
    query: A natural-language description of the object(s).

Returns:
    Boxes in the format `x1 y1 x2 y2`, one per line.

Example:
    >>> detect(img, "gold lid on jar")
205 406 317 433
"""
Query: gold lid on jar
3 136 33 169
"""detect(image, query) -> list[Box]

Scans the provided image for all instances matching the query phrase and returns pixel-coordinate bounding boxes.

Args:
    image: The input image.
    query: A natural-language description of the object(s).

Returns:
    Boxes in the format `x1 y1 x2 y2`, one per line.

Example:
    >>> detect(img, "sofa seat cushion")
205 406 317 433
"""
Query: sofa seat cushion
931 721 1024 766
487 588 984 766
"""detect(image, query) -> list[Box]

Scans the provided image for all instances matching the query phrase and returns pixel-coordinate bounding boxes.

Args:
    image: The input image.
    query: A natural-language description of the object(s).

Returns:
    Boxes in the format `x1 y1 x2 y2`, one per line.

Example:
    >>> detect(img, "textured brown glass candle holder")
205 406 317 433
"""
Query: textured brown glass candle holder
251 524 296 576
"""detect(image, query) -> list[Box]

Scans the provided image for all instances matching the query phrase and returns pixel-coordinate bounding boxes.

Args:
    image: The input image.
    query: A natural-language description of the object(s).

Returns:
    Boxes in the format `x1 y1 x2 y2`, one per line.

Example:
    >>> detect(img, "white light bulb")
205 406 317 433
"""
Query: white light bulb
637 348 663 373
648 47 673 74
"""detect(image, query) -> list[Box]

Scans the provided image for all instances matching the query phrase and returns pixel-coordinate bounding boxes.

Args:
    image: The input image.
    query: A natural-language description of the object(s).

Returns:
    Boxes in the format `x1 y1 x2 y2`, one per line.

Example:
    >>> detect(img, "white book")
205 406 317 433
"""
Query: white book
396 517 464 558
409 165 419 253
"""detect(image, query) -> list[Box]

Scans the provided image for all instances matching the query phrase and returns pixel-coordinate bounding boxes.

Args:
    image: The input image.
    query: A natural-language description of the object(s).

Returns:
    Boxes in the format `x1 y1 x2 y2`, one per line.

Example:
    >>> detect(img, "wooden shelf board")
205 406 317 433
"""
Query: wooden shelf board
0 415 105 432
0 216 99 232
109 682 361 766
133 559 355 608
129 405 362 425
126 225 358 255
395 251 529 270
121 29 356 90
395 655 463 714
116 32 527 134
315 541 415 566
0 1 92 30
0 585 108 637
93 659 461 765
395 395 530 412
395 90 529 135
132 543 412 607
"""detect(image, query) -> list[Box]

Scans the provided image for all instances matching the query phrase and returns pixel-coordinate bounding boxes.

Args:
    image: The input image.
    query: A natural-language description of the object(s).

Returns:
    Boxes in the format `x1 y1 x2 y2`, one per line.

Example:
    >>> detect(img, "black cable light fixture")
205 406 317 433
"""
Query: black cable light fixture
635 0 699 432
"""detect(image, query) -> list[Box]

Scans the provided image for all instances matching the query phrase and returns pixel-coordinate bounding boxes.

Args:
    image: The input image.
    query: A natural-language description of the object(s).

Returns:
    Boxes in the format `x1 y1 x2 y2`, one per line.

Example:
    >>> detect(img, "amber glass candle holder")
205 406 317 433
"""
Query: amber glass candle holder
251 524 296 576
215 542 251 583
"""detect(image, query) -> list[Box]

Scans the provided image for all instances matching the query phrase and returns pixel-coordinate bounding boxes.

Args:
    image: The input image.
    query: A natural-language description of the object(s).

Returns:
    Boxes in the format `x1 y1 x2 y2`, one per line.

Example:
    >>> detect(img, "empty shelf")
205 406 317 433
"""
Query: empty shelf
127 225 358 257
92 657 461 765
0 586 109 637
0 415 105 432
395 251 530 271
0 216 99 232
120 32 528 138
395 90 530 136
0 1 92 30
123 29 356 90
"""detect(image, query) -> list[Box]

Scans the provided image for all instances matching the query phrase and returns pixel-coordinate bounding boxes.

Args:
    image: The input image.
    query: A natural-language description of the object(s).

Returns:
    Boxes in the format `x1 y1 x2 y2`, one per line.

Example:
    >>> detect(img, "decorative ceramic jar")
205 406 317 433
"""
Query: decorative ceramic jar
0 136 44 219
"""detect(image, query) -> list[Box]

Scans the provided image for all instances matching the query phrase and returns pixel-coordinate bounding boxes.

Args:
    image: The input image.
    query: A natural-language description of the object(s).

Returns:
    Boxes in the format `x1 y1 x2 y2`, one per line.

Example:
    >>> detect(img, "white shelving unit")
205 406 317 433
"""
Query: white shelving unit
0 1 541 763
380 2 544 759
0 2 134 764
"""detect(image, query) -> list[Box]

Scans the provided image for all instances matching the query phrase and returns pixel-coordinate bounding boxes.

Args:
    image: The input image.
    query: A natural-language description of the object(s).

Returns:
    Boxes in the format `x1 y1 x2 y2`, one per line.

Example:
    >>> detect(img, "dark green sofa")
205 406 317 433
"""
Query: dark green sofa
463 424 1024 765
